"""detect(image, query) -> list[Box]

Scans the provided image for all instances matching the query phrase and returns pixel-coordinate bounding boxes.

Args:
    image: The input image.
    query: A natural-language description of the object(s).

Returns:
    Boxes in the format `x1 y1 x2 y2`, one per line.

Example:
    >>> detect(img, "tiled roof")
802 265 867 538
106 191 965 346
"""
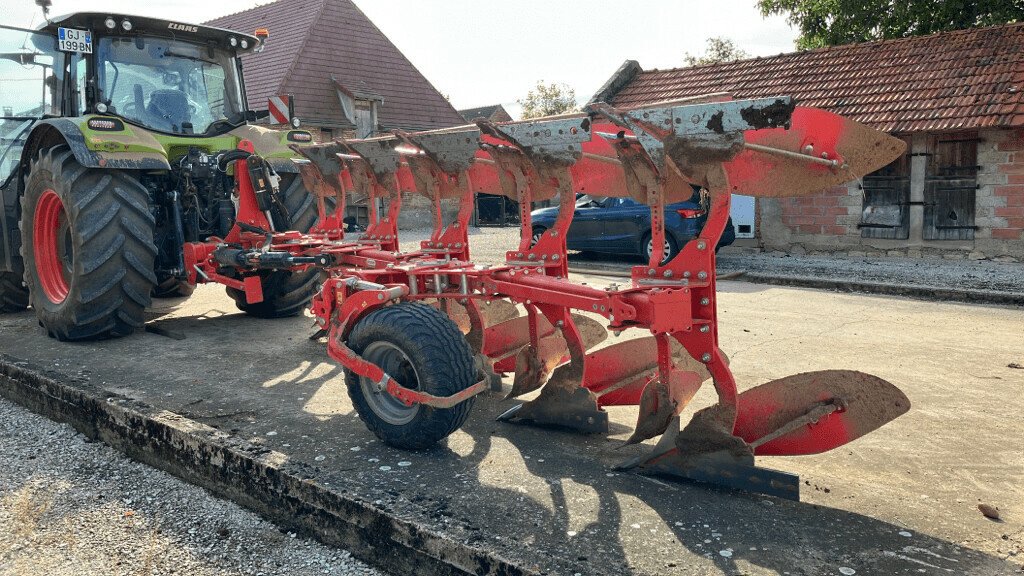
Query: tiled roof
207 0 465 131
459 104 504 122
607 23 1024 133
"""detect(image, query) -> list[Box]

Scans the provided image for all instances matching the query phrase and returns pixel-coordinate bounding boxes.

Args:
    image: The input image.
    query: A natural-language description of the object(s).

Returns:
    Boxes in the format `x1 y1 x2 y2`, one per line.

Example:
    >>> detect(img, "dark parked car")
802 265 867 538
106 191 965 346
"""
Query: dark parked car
530 192 735 263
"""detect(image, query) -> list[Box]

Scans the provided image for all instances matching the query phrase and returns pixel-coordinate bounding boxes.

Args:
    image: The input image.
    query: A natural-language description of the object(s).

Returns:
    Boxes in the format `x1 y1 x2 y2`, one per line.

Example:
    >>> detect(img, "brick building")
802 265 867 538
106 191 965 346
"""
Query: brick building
208 0 465 227
592 23 1024 260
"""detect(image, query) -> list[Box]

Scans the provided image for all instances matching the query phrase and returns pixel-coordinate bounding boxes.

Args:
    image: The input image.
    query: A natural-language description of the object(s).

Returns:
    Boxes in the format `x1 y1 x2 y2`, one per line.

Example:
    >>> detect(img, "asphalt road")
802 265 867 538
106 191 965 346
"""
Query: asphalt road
0 278 1021 575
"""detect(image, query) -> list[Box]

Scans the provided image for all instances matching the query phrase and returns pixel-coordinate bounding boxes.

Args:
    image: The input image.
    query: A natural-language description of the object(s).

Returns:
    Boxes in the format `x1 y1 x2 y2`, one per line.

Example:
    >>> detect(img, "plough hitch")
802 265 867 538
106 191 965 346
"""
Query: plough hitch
188 94 910 498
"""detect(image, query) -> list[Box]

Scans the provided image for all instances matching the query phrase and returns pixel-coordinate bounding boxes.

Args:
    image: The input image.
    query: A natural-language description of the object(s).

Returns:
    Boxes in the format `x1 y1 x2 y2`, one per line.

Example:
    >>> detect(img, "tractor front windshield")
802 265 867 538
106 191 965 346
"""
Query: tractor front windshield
0 25 64 186
97 36 245 135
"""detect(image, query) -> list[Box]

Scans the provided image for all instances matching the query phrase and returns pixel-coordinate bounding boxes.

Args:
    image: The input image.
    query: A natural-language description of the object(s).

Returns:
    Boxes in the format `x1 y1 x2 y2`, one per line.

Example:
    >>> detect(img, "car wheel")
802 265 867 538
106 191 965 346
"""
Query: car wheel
643 233 677 265
530 226 546 248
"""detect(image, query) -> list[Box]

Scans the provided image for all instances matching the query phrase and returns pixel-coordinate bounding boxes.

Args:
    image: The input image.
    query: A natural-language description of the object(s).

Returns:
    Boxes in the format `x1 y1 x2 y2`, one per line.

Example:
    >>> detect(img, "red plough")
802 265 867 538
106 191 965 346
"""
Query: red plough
183 95 910 499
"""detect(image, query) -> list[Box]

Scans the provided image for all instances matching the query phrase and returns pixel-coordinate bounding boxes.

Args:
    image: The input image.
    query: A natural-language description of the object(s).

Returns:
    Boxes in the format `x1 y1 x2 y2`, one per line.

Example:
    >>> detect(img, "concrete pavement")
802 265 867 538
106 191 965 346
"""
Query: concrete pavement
0 277 1021 575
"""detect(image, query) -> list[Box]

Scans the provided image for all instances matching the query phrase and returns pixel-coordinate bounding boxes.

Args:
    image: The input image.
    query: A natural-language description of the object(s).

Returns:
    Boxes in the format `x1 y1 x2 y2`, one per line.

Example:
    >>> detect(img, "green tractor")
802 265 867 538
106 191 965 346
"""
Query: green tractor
0 13 322 340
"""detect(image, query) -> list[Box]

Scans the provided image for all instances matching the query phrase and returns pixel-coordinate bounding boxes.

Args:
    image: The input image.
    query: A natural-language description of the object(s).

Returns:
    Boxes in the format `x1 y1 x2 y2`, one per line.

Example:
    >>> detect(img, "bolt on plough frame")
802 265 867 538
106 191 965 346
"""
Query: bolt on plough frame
184 94 910 499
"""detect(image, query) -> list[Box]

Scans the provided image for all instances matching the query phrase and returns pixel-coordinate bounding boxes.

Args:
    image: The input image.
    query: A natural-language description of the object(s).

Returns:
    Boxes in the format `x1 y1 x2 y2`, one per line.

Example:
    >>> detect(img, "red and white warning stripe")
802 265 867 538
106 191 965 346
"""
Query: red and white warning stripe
268 95 291 124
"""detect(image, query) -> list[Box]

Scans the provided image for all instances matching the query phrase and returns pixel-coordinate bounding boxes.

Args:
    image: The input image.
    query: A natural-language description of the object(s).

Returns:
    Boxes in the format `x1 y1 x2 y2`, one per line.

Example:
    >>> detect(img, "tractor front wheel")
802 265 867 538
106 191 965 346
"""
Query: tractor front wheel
20 146 156 340
345 302 477 449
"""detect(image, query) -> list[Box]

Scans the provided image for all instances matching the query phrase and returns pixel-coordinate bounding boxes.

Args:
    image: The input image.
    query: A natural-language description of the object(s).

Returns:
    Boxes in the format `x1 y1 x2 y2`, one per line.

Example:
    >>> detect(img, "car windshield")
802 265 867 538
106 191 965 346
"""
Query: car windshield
96 36 244 135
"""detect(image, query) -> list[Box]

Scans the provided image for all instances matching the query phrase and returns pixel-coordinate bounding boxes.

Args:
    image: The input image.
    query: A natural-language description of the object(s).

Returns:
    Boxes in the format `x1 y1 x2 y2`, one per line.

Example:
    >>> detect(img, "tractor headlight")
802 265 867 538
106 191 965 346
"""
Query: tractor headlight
95 102 108 113
240 39 249 49
104 17 116 30
229 37 238 47
121 19 132 31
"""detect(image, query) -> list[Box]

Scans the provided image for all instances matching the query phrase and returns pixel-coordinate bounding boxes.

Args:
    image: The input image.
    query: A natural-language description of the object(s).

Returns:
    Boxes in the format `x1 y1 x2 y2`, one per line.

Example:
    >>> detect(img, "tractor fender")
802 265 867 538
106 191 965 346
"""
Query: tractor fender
23 119 172 171
229 124 313 174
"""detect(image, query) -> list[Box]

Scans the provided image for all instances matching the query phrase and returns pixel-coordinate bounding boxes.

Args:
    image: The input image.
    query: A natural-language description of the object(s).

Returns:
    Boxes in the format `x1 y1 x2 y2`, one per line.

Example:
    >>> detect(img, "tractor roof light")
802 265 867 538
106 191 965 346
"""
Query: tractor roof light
254 28 269 39
104 17 116 30
121 19 132 31
240 39 249 49
229 36 238 47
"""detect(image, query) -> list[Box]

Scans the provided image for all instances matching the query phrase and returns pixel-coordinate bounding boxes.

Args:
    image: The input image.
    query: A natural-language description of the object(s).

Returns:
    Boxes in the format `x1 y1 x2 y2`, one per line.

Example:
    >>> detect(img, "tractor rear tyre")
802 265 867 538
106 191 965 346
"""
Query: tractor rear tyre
0 269 29 312
20 146 157 340
225 173 323 318
345 302 477 449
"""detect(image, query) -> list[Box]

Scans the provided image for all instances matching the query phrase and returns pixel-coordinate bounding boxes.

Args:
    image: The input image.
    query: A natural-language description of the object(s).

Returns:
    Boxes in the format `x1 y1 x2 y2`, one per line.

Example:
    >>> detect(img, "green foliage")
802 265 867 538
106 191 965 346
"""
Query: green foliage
518 81 577 119
683 37 751 66
759 0 1023 49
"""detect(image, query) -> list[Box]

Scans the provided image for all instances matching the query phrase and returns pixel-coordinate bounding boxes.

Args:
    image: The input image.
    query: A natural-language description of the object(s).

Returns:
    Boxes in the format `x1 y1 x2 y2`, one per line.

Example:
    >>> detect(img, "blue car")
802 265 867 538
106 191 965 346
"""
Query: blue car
530 192 735 263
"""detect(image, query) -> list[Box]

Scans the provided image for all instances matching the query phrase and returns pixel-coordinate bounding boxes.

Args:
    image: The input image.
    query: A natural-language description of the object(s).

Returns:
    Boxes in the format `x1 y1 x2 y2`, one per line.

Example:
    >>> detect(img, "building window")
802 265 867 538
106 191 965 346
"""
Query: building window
859 137 911 239
354 100 375 138
924 133 978 241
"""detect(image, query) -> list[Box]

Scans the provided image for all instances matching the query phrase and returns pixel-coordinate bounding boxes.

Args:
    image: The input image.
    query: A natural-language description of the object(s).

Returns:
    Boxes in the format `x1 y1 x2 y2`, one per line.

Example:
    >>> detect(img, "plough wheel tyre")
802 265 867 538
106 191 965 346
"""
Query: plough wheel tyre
226 173 326 318
346 302 476 449
20 146 156 341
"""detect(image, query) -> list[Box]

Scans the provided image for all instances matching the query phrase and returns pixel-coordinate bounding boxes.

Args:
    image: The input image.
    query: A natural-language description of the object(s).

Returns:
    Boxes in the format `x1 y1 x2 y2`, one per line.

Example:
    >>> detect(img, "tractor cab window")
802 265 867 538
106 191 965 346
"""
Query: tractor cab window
96 36 244 135
0 25 65 186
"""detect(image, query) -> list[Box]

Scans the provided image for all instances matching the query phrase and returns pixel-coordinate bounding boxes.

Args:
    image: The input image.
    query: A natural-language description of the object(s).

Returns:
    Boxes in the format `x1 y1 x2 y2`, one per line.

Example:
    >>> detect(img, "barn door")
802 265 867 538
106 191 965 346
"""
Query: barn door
859 141 910 239
924 136 978 241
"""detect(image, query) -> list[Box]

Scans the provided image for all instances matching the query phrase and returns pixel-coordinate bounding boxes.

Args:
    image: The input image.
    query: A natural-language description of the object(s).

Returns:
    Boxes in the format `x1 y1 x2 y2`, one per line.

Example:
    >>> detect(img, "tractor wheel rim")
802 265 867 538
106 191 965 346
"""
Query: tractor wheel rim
531 230 543 247
34 189 71 304
646 237 672 264
360 341 421 425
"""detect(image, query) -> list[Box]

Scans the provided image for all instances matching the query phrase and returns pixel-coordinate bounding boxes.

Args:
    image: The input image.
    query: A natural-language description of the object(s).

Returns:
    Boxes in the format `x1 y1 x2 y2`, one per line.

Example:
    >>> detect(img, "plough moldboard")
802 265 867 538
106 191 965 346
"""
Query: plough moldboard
183 95 911 500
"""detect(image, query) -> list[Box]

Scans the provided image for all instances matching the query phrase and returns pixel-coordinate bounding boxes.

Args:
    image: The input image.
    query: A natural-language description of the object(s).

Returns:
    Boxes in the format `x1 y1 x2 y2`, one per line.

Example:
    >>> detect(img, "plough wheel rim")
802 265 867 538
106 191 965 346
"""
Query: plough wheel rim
358 341 421 425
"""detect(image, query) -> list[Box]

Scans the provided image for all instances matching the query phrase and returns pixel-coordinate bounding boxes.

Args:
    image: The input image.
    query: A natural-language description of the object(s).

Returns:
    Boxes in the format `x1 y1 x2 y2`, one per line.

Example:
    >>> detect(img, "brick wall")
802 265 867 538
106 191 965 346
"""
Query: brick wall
987 128 1024 242
757 127 1024 259
776 185 857 237
975 128 1024 258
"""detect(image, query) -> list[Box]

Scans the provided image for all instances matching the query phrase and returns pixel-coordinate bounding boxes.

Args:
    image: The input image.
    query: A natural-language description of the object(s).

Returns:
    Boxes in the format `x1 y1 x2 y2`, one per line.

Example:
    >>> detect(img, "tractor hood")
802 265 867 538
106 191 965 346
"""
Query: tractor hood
41 13 259 53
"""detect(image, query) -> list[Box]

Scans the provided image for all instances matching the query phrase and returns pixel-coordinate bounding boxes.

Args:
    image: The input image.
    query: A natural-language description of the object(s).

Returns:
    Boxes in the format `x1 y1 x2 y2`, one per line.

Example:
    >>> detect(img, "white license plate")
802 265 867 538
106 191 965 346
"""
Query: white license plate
58 27 92 53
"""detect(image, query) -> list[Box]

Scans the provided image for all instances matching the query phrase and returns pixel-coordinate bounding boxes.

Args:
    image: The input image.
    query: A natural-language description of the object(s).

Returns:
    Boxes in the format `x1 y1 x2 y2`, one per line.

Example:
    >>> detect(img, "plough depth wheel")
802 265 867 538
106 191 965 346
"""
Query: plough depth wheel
345 302 477 449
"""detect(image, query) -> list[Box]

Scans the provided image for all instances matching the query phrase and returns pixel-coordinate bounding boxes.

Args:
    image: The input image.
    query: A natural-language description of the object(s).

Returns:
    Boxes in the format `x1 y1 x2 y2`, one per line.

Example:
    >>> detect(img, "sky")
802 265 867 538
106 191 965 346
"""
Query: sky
1 0 800 117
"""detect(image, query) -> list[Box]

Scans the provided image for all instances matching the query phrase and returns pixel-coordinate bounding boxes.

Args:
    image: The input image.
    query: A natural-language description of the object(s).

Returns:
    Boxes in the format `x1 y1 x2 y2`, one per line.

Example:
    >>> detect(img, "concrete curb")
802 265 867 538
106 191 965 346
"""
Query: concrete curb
0 355 535 576
569 264 1024 307
739 273 1024 307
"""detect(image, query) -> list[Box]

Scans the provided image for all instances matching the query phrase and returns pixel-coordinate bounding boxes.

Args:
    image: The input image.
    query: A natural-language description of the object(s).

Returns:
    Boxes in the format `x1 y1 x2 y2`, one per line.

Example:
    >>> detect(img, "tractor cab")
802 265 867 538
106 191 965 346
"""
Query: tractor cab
0 14 262 186
41 13 260 136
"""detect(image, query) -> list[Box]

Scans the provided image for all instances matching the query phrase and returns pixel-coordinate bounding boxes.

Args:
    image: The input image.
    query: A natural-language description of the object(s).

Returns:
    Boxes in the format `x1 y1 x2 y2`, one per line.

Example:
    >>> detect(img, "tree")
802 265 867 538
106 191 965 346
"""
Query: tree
759 0 1023 49
518 81 577 119
683 37 751 66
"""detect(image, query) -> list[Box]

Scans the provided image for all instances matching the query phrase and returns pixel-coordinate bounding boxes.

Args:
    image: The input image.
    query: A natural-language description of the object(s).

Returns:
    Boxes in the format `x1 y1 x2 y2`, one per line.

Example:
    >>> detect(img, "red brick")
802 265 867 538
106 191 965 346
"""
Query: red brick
1004 217 1024 229
999 162 1024 174
824 206 848 216
1008 174 1024 185
994 184 1024 195
991 228 1023 240
995 206 1024 217
787 216 816 226
822 225 850 235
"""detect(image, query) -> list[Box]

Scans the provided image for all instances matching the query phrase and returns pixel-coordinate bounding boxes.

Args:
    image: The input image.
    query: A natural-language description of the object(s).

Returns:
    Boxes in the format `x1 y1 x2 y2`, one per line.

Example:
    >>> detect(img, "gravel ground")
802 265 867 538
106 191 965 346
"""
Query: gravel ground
396 226 1024 293
0 398 386 576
